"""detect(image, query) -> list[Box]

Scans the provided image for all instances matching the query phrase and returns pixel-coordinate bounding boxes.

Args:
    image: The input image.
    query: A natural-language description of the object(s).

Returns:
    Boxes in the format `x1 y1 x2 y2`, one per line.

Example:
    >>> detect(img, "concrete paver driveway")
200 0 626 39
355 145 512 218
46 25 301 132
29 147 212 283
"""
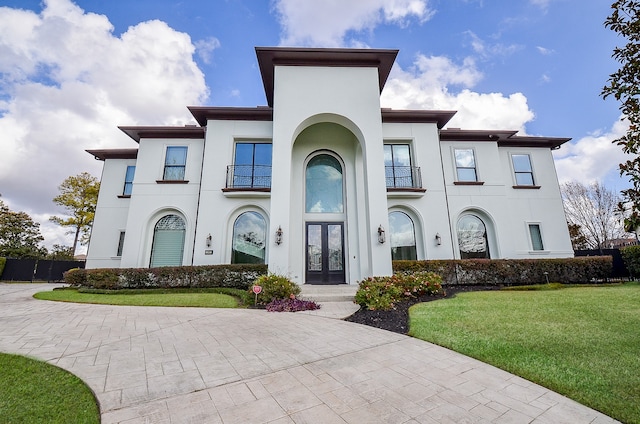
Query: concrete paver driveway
0 284 618 423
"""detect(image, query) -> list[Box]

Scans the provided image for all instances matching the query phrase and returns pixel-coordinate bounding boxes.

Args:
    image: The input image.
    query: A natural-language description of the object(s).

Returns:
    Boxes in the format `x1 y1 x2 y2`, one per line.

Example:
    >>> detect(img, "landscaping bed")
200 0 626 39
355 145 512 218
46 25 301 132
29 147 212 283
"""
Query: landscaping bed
345 285 500 333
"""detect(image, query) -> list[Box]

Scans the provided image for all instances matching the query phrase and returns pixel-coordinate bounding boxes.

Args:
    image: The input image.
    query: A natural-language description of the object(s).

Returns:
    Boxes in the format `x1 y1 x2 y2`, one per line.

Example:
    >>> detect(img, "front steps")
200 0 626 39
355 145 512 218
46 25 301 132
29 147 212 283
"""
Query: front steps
299 284 358 303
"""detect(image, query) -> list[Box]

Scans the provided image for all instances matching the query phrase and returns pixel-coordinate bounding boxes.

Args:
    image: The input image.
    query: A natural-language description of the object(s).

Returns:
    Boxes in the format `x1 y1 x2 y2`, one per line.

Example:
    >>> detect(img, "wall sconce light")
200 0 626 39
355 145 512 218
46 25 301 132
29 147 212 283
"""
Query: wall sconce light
435 233 442 246
377 225 386 244
275 226 283 245
206 233 212 247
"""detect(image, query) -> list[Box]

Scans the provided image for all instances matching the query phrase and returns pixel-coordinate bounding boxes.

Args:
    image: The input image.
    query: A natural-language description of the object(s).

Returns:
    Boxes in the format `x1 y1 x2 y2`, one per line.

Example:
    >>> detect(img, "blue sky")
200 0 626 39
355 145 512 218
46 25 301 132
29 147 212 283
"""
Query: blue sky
0 0 628 249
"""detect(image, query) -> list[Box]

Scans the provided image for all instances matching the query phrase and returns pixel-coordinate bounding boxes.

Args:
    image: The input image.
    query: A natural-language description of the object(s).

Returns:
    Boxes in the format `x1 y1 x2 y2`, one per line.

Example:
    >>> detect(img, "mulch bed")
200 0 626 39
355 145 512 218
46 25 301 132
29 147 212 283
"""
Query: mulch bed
344 285 501 334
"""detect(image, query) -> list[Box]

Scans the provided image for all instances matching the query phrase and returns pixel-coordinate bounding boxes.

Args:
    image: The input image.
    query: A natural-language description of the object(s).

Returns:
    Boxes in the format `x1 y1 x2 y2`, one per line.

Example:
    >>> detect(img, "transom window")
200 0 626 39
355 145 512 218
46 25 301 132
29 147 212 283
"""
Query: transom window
384 144 413 188
232 142 272 188
163 146 187 180
389 211 417 260
512 154 535 186
306 154 344 213
123 166 135 196
232 211 266 264
454 149 478 182
457 214 490 259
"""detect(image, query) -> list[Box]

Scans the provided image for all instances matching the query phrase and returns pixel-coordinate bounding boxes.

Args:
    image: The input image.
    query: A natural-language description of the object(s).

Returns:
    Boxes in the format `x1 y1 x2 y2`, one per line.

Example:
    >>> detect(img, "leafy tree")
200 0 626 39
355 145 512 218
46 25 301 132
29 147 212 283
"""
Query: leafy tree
602 1 640 230
561 181 626 250
50 172 100 255
567 223 589 250
45 244 76 261
0 200 47 258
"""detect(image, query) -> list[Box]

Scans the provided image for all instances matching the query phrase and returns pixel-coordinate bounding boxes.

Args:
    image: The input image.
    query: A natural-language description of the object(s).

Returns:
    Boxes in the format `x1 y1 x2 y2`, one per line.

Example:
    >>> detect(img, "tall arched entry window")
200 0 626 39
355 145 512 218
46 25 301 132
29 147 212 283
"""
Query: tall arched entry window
457 214 490 259
232 211 267 264
389 211 417 260
306 154 343 213
150 214 186 267
305 153 345 284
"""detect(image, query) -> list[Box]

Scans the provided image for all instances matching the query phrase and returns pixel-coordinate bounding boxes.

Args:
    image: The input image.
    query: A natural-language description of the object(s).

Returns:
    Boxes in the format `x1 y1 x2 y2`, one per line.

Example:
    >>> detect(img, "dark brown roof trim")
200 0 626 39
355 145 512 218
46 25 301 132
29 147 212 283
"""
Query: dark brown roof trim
86 148 138 161
382 109 456 129
118 126 205 143
188 106 273 126
440 128 571 149
256 47 399 107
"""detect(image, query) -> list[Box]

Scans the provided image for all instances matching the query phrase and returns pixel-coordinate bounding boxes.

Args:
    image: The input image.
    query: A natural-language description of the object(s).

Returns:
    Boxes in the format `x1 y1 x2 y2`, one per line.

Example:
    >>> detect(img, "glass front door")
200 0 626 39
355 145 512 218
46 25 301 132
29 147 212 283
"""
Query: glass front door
306 222 345 284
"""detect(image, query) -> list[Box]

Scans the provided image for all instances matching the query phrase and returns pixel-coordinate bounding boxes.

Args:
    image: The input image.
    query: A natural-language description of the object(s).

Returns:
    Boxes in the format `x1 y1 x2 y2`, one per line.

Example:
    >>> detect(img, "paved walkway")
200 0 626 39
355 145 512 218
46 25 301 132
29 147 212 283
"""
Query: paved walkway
0 284 618 424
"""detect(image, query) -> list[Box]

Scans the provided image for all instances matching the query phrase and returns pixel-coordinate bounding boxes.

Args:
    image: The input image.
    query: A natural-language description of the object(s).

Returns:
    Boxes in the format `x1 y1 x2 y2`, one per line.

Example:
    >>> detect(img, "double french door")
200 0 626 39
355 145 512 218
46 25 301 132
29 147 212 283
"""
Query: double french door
305 222 345 284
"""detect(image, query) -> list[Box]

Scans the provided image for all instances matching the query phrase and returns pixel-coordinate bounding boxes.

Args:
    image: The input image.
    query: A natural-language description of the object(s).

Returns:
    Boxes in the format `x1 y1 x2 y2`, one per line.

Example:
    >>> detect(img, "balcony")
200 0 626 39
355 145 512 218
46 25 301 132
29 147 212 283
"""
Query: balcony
385 166 424 191
224 165 271 193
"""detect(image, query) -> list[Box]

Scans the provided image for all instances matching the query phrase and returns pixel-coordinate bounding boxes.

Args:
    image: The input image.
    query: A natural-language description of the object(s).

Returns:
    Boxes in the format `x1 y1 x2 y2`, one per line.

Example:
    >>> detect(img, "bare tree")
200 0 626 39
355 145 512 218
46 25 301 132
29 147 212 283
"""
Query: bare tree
561 181 627 250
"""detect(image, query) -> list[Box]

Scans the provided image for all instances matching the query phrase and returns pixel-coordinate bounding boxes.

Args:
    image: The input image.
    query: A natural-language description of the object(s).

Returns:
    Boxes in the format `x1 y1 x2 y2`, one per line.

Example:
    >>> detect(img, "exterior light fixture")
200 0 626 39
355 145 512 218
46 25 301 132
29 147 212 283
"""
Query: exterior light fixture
435 233 442 246
377 225 386 244
275 226 283 245
206 233 212 247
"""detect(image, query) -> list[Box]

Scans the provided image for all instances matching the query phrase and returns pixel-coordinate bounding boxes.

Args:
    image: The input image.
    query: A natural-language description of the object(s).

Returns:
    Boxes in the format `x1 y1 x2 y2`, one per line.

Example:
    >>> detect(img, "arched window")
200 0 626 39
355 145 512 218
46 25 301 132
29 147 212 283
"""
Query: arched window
457 214 490 259
150 214 186 267
232 212 266 264
389 211 417 260
306 154 343 213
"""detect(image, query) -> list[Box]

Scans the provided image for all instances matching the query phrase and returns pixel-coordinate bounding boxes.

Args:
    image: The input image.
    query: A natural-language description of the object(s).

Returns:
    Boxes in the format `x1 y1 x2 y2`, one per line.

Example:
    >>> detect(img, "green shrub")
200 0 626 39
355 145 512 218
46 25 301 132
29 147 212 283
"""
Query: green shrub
621 245 640 278
355 273 444 311
393 257 612 286
251 274 300 305
86 269 120 289
63 268 87 286
0 257 6 279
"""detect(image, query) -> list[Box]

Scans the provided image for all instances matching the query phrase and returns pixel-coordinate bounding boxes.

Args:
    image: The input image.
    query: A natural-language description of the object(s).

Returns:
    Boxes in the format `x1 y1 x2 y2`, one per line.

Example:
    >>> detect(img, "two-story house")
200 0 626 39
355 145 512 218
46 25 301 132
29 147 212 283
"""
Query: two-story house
85 47 573 285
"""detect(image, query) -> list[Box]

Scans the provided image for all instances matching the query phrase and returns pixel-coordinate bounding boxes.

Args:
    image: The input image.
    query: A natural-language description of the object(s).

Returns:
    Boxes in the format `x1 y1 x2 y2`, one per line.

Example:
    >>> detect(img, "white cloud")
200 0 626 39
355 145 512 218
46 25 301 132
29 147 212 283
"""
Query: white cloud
381 54 535 132
465 31 522 58
553 117 630 185
273 0 434 46
536 46 554 55
0 0 208 250
195 36 221 64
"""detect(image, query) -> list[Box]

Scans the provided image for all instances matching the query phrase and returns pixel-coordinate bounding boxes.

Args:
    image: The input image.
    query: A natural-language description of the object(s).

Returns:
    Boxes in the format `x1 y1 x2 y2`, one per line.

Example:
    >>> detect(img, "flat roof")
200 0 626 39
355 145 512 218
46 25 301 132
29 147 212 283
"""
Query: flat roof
255 47 398 107
381 109 456 129
86 148 138 161
439 128 571 149
118 126 205 143
188 106 273 126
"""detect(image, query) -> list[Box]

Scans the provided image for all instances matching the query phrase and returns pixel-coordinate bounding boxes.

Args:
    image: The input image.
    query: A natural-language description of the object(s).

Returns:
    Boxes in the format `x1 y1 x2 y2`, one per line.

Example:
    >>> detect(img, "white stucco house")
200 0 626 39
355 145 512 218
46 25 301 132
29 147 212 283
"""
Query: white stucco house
85 47 573 285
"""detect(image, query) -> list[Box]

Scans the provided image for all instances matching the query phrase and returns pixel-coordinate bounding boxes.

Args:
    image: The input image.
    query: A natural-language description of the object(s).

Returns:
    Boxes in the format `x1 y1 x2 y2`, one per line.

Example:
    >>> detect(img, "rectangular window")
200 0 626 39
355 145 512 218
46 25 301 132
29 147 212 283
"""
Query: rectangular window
232 142 272 188
163 146 188 180
512 154 535 186
384 144 414 188
123 166 135 196
116 231 126 256
454 149 478 182
529 224 544 251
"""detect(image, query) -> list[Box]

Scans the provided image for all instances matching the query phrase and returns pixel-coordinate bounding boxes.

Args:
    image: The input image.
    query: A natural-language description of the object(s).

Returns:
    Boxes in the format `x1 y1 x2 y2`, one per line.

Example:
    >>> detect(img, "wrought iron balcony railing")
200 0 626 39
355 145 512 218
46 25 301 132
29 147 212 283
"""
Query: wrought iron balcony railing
385 166 422 189
226 165 272 189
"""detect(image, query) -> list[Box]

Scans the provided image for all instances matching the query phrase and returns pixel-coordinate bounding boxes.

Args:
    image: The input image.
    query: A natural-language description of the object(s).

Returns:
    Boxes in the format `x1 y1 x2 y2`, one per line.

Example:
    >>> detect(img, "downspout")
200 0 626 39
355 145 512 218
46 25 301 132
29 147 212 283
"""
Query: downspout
437 129 459 285
191 126 207 265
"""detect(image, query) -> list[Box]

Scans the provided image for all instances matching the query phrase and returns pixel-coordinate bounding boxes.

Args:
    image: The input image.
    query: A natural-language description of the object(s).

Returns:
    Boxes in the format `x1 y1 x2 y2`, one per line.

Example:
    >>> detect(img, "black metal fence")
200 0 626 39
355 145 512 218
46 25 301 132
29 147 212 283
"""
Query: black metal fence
574 249 629 279
1 258 85 282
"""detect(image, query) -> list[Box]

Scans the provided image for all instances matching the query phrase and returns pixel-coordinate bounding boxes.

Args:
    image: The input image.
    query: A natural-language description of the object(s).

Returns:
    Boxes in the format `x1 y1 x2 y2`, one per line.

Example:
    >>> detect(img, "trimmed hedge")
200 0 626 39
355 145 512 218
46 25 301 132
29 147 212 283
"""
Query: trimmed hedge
392 257 613 286
65 264 268 290
0 257 5 279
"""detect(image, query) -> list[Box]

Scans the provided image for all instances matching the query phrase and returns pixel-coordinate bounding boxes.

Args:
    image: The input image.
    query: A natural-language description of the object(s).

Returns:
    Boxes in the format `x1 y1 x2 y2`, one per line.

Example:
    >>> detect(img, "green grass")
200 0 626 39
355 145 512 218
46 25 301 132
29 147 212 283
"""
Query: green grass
0 353 100 423
34 287 243 308
409 283 640 423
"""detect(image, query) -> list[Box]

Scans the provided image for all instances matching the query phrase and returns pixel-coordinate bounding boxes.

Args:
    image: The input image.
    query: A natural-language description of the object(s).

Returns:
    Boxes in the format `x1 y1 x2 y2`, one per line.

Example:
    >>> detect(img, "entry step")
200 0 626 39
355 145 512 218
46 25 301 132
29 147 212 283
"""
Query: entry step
299 284 358 302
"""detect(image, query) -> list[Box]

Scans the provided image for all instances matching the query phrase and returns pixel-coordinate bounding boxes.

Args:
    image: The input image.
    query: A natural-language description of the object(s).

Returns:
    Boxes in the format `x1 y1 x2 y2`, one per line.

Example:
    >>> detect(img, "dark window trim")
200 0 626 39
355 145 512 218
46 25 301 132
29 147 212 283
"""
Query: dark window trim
117 195 132 198
156 180 190 184
454 181 485 186
512 185 541 189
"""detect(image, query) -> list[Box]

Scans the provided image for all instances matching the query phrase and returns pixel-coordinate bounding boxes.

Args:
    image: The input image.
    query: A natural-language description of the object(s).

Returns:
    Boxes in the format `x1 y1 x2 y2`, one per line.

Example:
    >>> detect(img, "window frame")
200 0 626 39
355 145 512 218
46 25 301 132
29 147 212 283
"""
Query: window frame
116 231 126 257
511 153 538 188
384 143 415 188
231 141 273 189
162 146 188 181
231 210 268 264
122 166 135 196
527 223 545 252
388 210 418 261
453 148 482 184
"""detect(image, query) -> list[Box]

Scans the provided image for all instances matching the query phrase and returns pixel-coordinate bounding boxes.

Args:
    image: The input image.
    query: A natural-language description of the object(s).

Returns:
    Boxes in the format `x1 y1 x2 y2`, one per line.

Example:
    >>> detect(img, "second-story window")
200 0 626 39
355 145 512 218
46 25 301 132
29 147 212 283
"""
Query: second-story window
384 144 413 188
454 148 477 182
163 146 187 180
123 166 135 196
232 142 272 188
512 154 535 186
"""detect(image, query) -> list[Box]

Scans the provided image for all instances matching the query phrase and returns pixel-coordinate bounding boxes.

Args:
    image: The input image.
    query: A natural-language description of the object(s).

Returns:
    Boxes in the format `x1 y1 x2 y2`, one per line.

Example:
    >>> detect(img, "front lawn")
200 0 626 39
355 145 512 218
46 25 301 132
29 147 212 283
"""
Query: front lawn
409 283 640 424
34 287 244 308
0 353 100 423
